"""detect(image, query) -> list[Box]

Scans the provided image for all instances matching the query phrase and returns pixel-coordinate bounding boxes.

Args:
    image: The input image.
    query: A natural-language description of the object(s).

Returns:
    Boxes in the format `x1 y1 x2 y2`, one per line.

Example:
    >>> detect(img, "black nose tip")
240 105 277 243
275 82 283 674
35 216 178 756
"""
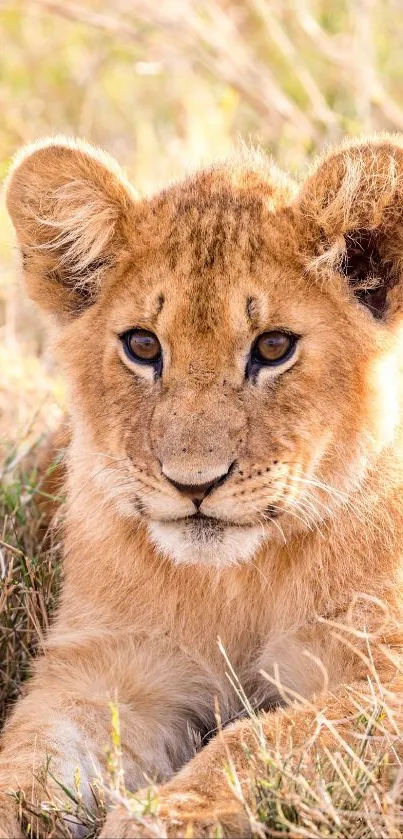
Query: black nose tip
164 468 232 507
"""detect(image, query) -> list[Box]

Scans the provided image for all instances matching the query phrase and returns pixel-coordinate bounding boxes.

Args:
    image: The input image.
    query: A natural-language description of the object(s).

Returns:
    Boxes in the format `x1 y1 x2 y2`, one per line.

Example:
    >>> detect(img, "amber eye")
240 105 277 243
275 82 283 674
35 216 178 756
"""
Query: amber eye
122 329 162 365
251 331 296 367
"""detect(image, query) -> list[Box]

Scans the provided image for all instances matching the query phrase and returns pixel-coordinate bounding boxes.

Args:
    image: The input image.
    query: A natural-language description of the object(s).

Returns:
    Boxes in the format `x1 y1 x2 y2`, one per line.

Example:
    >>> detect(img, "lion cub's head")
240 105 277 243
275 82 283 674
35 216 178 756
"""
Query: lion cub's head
6 136 403 566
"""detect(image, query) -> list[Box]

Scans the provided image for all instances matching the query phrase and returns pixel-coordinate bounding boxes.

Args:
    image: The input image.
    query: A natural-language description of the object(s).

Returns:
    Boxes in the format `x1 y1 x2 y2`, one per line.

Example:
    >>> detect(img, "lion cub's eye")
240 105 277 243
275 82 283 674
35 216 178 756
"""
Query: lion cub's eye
252 331 296 366
122 329 162 365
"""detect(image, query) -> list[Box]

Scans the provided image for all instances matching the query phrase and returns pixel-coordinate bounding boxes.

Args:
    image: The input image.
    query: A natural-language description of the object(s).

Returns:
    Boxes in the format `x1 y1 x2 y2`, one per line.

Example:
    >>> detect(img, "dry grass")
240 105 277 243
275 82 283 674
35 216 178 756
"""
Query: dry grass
0 442 62 729
0 335 64 727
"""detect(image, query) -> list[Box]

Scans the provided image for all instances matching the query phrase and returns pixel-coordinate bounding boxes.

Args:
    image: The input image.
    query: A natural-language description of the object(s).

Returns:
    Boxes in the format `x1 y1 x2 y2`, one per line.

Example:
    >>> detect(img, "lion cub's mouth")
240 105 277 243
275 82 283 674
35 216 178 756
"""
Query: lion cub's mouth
184 512 223 525
178 511 261 530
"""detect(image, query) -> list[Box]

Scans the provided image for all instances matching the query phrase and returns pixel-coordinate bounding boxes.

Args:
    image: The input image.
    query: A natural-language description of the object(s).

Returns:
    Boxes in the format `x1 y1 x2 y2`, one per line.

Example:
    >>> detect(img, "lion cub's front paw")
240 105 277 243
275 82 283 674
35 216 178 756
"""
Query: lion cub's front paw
100 786 240 839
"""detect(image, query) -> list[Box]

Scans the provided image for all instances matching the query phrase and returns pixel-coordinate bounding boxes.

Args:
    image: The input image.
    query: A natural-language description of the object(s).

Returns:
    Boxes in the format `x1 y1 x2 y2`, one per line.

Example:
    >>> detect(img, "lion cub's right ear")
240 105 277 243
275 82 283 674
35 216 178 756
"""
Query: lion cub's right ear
6 137 137 322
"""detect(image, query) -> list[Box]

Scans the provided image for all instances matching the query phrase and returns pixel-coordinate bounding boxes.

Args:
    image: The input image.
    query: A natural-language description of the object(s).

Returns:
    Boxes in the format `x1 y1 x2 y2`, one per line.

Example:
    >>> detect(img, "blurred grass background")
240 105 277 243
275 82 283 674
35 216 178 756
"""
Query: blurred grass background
2 0 403 451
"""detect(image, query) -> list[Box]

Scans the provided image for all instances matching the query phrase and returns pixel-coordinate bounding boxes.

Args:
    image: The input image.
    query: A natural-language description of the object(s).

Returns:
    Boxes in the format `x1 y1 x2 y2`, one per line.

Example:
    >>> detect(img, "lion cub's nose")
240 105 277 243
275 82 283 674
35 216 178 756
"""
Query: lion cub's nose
163 468 232 507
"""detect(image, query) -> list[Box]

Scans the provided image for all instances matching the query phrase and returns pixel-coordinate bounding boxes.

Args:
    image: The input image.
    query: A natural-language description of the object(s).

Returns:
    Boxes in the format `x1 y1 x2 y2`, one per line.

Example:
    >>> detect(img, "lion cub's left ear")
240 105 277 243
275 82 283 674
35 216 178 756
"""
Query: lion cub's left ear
6 137 137 322
297 136 403 321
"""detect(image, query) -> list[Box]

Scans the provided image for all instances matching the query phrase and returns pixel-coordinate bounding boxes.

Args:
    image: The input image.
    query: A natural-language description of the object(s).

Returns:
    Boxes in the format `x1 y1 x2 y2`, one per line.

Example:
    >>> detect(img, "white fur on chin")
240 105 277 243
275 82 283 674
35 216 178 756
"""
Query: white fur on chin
148 520 265 567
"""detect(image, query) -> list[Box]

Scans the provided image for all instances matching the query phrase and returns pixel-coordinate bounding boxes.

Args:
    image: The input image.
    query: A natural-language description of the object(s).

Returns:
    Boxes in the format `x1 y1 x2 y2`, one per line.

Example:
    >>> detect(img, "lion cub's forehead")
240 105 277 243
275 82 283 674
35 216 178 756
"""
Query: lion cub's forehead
108 162 303 339
148 163 295 271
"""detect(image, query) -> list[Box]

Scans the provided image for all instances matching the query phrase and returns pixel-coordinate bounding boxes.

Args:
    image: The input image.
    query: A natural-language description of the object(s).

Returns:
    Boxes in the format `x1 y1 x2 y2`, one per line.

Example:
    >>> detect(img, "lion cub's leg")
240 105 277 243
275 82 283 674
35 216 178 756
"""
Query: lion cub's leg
0 639 197 838
100 673 403 838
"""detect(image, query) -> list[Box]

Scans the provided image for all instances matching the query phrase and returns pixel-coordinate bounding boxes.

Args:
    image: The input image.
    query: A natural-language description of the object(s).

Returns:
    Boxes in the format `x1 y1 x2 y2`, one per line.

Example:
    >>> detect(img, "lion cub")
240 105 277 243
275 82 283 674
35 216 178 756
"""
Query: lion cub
2 135 403 837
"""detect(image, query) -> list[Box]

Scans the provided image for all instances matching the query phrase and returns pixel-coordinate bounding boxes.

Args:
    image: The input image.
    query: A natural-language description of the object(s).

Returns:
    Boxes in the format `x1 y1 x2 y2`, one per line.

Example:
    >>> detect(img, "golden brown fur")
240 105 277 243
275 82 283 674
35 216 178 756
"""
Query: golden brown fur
3 135 403 836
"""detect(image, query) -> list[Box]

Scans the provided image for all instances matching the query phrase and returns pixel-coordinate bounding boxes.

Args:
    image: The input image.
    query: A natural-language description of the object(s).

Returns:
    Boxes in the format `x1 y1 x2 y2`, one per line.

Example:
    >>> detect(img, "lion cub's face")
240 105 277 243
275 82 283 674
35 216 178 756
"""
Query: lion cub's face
7 138 403 566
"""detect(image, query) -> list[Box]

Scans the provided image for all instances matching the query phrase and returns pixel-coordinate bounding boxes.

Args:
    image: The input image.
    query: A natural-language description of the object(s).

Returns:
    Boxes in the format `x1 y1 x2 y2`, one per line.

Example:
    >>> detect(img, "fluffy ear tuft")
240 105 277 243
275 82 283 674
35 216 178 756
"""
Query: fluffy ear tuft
298 135 403 320
6 137 136 321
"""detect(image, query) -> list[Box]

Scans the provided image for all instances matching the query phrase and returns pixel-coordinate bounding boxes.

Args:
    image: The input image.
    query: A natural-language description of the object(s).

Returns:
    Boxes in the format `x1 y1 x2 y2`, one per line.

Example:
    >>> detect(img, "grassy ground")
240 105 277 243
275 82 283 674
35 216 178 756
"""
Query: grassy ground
0 454 61 728
0 339 64 731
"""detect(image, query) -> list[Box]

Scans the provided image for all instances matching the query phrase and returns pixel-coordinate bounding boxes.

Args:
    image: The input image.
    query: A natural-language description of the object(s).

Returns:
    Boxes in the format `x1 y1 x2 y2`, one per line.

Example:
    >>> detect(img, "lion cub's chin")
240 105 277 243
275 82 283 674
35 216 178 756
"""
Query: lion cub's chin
148 520 265 567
